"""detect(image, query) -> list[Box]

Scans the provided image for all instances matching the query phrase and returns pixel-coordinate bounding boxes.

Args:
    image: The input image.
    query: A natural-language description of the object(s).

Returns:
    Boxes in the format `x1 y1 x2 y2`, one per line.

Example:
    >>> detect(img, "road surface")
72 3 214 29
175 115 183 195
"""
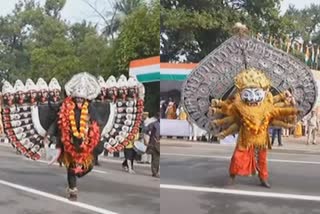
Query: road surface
0 145 159 214
161 141 320 214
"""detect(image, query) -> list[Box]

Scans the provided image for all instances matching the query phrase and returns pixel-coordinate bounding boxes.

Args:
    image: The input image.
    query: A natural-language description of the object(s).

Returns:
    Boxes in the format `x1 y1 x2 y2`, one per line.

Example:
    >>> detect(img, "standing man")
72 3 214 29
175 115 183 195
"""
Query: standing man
145 112 160 178
141 112 157 164
160 97 167 119
307 110 319 145
271 127 283 146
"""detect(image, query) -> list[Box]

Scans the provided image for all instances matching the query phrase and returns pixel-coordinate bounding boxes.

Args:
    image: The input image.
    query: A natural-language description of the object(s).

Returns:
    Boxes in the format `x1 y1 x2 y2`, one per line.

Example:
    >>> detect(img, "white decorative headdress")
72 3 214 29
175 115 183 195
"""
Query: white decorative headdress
14 80 27 93
48 78 61 91
25 79 38 91
36 78 49 91
117 75 128 88
105 76 117 88
65 72 101 100
2 81 14 94
138 80 145 98
127 76 138 87
97 76 106 88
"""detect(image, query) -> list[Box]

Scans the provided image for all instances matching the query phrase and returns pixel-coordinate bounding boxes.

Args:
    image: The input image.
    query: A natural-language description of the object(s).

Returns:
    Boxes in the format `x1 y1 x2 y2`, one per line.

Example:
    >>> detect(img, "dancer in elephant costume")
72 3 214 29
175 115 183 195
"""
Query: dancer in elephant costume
181 23 317 188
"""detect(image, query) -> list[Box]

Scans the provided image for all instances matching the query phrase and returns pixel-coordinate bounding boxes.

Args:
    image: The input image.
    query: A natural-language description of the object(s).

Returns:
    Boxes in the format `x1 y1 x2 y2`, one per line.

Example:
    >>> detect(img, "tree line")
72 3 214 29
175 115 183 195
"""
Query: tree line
0 0 160 115
160 0 320 64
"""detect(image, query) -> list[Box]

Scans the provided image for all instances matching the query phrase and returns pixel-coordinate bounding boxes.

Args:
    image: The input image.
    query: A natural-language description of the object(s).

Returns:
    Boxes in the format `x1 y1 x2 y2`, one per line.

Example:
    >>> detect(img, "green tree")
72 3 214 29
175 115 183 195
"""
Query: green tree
160 0 284 62
0 0 159 104
44 0 66 18
114 0 160 115
115 0 160 73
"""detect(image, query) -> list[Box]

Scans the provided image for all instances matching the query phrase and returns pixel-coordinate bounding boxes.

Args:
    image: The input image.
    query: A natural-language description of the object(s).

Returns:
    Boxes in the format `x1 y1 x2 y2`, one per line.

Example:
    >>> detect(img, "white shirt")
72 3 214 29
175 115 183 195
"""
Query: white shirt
308 115 318 128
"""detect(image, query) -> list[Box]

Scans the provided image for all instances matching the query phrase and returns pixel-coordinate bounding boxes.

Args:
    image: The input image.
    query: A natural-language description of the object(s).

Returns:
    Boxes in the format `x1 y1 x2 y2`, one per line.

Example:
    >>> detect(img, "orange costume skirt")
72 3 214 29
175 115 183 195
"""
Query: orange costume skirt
229 146 268 180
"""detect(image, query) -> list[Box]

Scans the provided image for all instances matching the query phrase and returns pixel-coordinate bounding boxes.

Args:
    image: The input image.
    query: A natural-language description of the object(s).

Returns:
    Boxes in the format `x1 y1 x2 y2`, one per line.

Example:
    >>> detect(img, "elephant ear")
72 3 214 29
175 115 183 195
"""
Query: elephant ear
181 23 317 133
98 75 145 153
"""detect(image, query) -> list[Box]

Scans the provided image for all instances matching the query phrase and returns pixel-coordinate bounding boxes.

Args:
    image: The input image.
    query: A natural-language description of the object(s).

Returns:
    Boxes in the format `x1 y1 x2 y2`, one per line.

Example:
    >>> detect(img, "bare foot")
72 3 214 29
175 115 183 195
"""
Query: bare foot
227 176 235 185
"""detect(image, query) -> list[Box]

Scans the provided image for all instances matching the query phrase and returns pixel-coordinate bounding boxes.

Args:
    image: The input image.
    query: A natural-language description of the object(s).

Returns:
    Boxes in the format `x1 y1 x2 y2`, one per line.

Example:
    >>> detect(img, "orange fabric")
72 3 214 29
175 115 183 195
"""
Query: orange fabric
166 104 177 119
129 56 160 68
160 63 197 69
229 146 268 180
294 122 302 138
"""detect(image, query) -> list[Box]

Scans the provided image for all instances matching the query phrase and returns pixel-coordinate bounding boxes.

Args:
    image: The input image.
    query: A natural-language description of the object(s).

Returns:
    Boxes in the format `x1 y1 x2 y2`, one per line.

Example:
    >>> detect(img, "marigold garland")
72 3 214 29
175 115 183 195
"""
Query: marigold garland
69 100 89 139
58 97 100 167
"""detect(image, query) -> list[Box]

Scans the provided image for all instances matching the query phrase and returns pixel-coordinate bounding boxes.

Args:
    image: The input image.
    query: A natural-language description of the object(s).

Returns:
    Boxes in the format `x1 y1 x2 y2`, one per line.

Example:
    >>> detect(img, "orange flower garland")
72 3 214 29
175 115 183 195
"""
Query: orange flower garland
58 97 100 167
69 101 89 139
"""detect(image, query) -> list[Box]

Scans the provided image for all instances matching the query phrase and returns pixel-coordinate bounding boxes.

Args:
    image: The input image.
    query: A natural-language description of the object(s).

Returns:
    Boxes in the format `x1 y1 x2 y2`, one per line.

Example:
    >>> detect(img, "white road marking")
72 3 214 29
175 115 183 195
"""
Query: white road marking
160 184 320 202
36 160 109 174
162 153 320 165
92 169 109 174
0 179 118 214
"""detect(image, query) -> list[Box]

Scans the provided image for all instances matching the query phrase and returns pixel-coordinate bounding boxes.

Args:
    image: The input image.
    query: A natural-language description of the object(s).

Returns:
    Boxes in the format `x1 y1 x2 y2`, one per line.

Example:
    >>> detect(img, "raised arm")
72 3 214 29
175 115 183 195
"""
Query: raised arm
270 107 298 120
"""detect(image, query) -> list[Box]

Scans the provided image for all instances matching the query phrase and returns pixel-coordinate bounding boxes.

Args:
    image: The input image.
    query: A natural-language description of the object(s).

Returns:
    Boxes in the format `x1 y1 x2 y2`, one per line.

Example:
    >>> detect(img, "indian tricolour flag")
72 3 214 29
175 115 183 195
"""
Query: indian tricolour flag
160 63 197 81
129 56 160 83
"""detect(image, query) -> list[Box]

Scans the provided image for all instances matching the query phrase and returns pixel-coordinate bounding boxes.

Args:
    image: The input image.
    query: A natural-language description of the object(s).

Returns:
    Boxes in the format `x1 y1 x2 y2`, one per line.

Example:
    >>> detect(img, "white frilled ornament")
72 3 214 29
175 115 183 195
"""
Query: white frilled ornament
36 78 49 91
117 75 128 100
137 80 145 100
65 72 101 100
97 76 106 89
106 75 117 88
48 78 61 92
127 76 138 99
118 75 128 87
48 78 62 103
105 75 117 101
25 79 38 104
36 78 49 103
14 80 27 93
2 80 14 95
25 79 38 92
2 81 15 107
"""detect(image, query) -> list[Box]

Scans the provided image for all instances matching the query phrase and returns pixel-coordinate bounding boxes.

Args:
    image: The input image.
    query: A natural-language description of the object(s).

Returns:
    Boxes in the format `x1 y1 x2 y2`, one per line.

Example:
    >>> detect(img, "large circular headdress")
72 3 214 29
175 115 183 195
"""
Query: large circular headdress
65 72 101 100
181 23 317 131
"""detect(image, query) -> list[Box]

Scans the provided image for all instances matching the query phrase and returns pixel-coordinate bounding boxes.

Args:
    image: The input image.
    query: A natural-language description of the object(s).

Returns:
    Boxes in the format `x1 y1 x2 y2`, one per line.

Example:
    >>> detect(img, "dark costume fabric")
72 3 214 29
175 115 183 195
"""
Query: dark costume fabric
1 73 145 200
145 119 160 176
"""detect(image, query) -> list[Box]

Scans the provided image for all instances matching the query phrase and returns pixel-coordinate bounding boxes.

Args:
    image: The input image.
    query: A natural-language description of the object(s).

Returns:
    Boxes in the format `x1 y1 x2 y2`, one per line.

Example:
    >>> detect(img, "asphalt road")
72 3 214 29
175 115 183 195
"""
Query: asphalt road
161 142 320 214
0 145 159 214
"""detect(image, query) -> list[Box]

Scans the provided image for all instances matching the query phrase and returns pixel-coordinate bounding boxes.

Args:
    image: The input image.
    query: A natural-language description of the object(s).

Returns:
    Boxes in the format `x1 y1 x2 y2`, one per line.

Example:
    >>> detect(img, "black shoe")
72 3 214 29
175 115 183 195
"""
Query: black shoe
68 193 77 201
260 180 271 188
152 174 160 178
278 144 283 147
